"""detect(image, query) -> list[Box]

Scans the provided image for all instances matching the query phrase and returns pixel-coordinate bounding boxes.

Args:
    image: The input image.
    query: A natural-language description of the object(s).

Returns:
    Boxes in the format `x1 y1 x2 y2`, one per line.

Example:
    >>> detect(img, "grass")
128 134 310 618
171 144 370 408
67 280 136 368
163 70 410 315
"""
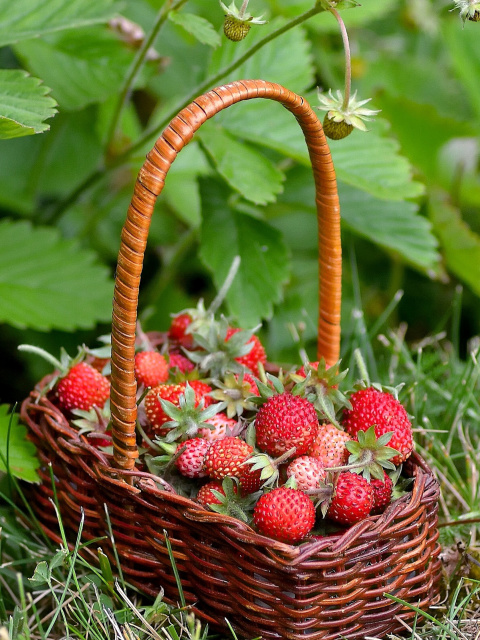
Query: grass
1 288 480 638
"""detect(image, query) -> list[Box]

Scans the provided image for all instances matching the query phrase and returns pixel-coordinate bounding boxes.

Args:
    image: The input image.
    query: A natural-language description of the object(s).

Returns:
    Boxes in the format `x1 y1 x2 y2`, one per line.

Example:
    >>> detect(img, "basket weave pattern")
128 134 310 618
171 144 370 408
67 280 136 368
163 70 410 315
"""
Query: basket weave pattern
21 80 441 640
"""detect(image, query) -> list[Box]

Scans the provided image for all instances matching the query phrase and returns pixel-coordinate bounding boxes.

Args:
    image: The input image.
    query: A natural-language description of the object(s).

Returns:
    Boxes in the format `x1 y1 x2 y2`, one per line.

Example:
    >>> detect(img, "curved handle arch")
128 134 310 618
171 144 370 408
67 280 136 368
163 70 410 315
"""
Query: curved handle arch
110 79 341 471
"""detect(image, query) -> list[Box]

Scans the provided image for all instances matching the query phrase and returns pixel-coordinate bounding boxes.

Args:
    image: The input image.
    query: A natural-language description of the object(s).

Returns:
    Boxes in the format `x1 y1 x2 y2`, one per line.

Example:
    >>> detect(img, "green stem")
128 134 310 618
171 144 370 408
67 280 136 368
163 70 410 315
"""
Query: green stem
105 0 190 154
329 7 351 110
49 3 327 223
17 344 62 371
239 0 250 18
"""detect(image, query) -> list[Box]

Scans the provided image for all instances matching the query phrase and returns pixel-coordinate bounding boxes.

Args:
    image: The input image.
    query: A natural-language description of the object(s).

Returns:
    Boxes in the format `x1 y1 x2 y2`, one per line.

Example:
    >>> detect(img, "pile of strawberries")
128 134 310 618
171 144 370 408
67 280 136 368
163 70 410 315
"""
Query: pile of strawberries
31 303 415 545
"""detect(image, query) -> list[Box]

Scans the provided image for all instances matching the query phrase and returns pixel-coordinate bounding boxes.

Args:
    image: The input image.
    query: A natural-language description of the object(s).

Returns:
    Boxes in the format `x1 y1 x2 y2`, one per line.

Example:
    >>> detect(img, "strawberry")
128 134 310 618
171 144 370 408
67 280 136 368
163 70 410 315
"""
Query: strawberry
198 412 236 441
175 438 210 478
308 423 351 468
168 352 195 374
168 313 194 349
286 456 326 491
253 487 316 543
255 392 318 458
327 472 374 526
188 380 214 406
197 480 228 506
203 436 253 481
225 327 266 376
322 115 354 140
371 471 393 515
134 351 168 388
342 387 413 465
144 383 187 432
223 15 252 41
296 361 320 378
57 362 110 412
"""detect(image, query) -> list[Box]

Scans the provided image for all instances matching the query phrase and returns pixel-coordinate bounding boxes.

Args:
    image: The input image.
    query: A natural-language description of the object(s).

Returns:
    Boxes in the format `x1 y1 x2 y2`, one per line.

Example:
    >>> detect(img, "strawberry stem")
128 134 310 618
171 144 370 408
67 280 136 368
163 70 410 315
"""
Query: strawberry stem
239 0 250 19
208 255 241 316
329 7 351 111
17 344 63 372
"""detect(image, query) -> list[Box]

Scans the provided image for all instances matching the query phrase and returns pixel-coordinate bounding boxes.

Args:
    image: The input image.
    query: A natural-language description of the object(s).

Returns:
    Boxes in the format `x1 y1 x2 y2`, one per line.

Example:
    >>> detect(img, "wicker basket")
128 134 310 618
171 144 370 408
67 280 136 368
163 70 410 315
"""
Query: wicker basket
21 79 442 640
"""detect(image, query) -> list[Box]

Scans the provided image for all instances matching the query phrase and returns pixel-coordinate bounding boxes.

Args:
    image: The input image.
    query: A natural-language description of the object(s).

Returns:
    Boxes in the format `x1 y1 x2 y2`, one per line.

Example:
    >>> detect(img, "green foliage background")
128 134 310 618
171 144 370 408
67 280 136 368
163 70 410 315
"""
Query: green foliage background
0 0 479 402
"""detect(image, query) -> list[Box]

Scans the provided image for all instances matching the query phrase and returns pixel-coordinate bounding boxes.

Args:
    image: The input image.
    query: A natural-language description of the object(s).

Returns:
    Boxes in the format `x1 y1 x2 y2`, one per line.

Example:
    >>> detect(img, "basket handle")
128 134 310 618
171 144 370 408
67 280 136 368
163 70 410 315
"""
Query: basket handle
110 80 341 471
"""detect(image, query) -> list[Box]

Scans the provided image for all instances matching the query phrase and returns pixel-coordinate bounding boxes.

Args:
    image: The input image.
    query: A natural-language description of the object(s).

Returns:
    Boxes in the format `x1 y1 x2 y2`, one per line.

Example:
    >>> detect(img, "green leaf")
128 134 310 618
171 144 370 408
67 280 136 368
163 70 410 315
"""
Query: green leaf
0 220 114 330
338 183 440 272
0 0 119 46
0 405 40 482
199 121 285 205
29 561 50 586
372 93 475 182
168 11 221 48
199 179 290 326
444 20 480 121
208 19 314 94
0 70 57 139
15 28 141 111
429 194 480 297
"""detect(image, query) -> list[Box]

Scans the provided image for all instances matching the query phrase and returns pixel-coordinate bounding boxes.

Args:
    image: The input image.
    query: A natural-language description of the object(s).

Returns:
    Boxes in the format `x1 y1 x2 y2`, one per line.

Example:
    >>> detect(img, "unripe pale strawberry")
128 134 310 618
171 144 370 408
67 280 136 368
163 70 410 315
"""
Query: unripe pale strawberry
308 423 351 468
286 456 326 491
198 412 236 441
175 438 210 478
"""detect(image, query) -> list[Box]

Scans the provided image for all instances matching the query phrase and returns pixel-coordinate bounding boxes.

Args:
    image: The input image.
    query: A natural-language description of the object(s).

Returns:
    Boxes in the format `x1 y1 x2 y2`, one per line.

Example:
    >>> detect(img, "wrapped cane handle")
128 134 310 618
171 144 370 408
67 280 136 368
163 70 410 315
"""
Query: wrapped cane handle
111 80 341 471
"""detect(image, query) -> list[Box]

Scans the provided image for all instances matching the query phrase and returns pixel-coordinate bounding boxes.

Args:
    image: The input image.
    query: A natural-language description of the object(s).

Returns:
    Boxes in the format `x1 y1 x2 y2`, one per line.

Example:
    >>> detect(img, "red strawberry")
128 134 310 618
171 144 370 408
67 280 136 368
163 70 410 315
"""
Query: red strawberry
168 313 194 348
327 472 374 526
296 361 320 377
135 351 169 388
371 471 393 515
168 352 195 374
197 480 228 506
308 423 351 468
255 392 318 457
175 438 210 478
144 383 187 432
253 487 316 543
198 412 236 441
188 379 214 406
225 327 266 376
286 456 326 491
203 436 253 480
342 387 413 465
56 362 110 412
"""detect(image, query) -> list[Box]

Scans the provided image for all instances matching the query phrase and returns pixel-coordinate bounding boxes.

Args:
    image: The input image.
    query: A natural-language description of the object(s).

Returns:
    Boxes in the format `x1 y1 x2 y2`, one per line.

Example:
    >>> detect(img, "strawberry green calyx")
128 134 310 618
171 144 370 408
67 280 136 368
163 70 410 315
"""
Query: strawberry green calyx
158 383 226 443
317 89 380 139
220 1 267 41
452 0 480 21
206 477 259 523
289 358 350 427
326 426 399 482
210 371 259 417
242 447 297 489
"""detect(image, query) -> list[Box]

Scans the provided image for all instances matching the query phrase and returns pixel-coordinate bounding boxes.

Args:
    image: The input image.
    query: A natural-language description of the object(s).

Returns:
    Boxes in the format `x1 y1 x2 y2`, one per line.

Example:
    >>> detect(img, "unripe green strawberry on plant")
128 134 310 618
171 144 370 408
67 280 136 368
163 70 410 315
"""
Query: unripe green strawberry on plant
220 1 266 42
254 391 318 458
18 344 110 413
342 387 413 465
327 472 374 526
134 351 169 388
253 487 316 543
175 438 210 478
286 456 326 492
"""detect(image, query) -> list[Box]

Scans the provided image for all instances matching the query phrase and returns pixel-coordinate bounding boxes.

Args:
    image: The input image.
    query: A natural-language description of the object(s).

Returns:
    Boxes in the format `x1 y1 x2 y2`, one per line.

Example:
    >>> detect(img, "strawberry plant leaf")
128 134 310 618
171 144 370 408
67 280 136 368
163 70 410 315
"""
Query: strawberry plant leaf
14 28 144 111
199 121 285 205
428 194 480 298
0 220 113 330
0 405 40 483
444 20 480 121
199 179 290 326
0 70 57 139
0 0 119 47
168 12 221 48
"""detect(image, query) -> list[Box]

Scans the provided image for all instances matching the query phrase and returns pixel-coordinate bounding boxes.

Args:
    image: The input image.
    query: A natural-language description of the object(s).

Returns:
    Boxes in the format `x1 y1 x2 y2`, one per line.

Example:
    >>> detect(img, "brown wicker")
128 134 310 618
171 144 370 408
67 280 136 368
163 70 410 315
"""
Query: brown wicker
21 80 441 640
